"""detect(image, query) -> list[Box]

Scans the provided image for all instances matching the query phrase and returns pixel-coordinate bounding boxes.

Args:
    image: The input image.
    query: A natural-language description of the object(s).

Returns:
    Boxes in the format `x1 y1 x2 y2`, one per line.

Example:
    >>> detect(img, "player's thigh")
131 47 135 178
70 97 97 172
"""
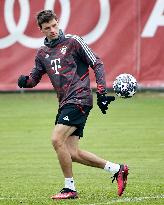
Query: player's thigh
52 124 76 144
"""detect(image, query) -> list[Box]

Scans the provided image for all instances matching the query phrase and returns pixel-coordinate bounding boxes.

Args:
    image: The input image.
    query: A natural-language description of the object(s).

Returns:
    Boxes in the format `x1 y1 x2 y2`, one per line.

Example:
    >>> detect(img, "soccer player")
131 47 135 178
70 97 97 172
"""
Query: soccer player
18 10 128 200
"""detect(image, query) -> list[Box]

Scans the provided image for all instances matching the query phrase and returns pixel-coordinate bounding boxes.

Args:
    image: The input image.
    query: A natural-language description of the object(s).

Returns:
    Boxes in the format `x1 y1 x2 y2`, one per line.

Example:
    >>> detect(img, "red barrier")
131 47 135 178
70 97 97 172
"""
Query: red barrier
0 0 164 91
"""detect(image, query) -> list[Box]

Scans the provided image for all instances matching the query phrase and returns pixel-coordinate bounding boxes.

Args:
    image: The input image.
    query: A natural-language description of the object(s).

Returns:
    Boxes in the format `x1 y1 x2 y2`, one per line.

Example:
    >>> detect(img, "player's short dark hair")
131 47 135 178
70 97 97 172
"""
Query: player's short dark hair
36 10 58 29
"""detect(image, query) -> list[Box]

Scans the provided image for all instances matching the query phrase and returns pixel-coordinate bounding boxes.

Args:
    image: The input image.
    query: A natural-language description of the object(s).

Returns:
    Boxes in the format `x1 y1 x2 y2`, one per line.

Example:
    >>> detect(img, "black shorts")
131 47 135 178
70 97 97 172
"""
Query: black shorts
55 104 92 138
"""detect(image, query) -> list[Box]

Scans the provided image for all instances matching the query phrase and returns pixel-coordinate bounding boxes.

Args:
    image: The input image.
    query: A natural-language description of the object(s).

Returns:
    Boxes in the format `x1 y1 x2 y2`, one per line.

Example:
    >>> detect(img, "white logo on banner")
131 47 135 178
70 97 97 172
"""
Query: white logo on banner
0 0 110 49
142 0 164 37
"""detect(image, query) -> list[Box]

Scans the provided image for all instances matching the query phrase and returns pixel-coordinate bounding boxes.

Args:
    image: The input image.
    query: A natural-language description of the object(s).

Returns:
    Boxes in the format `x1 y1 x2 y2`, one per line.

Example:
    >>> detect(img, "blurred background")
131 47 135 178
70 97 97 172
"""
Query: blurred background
0 0 164 91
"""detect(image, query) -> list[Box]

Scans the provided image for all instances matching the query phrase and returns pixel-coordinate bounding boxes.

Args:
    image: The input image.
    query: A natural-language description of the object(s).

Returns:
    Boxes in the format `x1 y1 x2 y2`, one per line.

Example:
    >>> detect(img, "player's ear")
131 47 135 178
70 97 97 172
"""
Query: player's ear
38 26 44 34
37 23 43 31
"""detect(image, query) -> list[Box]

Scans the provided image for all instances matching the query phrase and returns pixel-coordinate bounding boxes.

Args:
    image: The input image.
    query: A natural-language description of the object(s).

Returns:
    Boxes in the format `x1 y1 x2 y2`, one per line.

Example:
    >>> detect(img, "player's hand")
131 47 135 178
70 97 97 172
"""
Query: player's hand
18 75 29 88
97 93 115 114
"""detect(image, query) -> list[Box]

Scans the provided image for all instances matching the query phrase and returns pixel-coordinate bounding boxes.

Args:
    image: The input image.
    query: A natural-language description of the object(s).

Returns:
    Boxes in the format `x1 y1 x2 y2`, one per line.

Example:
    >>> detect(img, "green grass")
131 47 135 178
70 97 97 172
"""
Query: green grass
0 92 164 205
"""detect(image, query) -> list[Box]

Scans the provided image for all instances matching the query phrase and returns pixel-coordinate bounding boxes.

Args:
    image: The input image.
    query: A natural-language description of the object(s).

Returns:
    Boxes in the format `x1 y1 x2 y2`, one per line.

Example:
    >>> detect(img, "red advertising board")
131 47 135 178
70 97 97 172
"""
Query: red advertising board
0 0 164 91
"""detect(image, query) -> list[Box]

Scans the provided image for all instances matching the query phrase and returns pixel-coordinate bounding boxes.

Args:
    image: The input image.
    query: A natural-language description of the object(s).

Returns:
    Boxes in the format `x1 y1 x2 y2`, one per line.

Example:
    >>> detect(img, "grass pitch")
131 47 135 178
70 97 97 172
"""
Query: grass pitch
0 92 163 205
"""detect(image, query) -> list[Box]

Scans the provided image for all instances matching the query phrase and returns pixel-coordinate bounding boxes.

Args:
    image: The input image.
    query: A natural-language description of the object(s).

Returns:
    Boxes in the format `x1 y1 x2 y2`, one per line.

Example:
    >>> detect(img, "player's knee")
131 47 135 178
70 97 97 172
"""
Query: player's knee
71 153 78 162
51 135 63 151
70 150 79 162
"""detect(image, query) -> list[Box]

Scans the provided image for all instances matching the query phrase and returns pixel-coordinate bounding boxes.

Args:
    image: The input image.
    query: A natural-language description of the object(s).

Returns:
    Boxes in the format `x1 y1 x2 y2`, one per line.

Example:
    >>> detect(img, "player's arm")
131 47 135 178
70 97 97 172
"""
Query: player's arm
90 57 115 114
18 56 46 88
73 36 115 114
72 35 107 93
92 58 115 114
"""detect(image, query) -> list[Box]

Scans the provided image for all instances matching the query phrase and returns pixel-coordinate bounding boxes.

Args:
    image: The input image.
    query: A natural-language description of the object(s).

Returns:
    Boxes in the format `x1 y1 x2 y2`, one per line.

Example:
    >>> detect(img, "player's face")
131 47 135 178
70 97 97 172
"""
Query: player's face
41 18 60 41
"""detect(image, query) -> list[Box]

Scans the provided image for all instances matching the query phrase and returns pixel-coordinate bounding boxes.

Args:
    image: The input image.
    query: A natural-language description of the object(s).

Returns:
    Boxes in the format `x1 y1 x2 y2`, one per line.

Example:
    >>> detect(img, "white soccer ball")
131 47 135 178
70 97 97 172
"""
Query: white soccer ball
113 73 138 98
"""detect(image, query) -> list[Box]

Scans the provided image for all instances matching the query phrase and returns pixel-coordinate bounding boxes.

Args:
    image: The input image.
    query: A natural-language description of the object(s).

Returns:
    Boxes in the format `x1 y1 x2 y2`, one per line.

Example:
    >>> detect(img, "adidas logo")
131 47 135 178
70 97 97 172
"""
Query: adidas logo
45 54 49 58
102 101 107 105
63 116 69 121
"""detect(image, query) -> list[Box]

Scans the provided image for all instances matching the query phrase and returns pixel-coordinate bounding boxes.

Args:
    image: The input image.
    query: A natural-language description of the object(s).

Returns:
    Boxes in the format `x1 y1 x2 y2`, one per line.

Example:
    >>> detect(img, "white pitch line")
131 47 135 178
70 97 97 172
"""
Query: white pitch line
0 195 163 204
0 196 46 200
82 195 164 205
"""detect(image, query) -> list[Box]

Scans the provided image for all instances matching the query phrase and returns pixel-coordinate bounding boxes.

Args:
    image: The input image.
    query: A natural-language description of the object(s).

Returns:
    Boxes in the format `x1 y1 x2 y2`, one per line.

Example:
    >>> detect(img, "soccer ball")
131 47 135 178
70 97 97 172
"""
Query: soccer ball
113 73 138 98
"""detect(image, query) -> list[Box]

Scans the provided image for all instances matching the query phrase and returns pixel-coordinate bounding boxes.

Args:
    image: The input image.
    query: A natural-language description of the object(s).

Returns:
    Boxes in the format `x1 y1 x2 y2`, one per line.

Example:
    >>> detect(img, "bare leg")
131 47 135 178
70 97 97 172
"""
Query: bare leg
51 124 76 178
66 135 107 168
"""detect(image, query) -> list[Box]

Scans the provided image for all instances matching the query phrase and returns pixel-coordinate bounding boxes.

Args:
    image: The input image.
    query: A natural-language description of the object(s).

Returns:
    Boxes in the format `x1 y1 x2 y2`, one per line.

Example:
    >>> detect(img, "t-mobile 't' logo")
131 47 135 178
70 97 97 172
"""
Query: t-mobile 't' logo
51 58 61 74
